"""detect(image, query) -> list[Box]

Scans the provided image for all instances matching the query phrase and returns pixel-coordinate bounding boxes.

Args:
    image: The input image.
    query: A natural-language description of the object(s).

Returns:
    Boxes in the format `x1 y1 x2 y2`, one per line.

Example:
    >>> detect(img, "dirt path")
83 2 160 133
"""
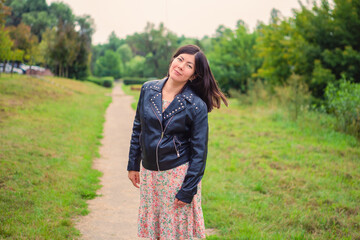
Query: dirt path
75 82 141 240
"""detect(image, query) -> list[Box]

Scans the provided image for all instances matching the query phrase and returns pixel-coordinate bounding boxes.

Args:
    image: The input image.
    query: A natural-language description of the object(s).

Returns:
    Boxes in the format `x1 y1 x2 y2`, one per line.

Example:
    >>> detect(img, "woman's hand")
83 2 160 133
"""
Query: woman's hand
174 198 187 207
128 171 140 188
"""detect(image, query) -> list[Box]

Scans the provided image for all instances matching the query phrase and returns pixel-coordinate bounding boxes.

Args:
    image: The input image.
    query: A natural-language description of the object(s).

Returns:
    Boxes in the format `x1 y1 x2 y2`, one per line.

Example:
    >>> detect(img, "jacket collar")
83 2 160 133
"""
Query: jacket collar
149 77 194 102
149 77 195 121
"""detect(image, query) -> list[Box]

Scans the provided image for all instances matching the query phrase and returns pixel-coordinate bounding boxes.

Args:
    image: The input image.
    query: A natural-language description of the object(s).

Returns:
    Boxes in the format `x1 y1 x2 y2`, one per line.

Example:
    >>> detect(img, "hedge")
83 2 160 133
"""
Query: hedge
86 76 114 88
122 77 157 85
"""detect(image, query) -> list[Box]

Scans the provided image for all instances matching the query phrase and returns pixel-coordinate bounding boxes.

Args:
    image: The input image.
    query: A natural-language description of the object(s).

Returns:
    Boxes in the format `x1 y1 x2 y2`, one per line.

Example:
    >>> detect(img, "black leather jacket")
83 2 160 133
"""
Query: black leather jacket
127 77 208 203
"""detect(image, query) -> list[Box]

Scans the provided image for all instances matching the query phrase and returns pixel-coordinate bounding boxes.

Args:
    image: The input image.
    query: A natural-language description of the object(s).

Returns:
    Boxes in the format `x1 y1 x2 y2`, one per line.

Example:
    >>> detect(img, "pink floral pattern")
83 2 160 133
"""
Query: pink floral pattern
138 163 206 240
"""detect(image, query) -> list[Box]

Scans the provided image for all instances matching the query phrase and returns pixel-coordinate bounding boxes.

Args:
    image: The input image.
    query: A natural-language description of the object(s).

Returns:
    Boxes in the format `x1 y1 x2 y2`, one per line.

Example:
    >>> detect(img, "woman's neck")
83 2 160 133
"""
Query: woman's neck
162 77 187 96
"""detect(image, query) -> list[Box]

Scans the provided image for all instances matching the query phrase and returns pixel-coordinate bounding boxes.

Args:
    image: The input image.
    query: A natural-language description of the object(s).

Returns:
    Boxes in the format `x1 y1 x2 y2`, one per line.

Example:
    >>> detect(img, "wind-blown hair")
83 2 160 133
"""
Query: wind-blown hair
167 44 228 112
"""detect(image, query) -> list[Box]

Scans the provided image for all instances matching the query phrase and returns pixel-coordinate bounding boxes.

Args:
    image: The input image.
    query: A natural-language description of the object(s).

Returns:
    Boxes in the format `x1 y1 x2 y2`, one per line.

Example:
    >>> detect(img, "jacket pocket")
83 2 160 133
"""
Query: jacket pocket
173 136 181 158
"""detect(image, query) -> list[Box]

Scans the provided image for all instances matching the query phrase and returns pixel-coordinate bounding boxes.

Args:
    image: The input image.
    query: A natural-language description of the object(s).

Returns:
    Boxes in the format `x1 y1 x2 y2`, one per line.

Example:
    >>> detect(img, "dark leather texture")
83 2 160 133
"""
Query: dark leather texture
127 77 209 203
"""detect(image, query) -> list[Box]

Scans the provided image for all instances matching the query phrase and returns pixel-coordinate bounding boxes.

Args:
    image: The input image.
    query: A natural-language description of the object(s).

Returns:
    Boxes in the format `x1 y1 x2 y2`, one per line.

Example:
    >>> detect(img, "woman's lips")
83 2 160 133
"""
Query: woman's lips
174 69 182 76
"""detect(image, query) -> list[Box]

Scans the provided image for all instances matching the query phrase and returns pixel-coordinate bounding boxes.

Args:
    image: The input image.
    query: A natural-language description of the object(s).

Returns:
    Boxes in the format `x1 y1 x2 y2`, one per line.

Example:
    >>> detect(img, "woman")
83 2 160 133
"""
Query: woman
127 45 228 240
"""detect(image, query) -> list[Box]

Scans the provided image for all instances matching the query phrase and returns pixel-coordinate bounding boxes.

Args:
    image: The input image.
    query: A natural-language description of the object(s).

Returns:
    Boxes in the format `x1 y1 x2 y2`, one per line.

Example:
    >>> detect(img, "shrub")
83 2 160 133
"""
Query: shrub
325 78 360 138
274 74 311 121
229 78 270 106
86 76 102 85
101 76 114 88
86 76 114 88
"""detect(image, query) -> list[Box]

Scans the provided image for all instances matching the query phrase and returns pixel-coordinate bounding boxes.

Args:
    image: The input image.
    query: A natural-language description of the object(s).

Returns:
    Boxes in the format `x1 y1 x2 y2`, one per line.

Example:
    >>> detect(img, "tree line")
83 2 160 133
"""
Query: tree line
1 0 359 107
0 0 94 79
92 0 359 106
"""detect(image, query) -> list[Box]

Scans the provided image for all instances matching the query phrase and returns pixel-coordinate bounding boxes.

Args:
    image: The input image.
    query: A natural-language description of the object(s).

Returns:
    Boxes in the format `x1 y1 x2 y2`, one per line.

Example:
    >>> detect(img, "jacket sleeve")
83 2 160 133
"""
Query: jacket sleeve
127 84 145 171
175 101 208 203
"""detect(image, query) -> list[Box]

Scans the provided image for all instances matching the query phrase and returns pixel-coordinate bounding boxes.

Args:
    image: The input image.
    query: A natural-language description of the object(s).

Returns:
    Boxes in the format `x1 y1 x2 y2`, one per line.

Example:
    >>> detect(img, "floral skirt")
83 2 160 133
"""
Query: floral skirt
138 162 206 240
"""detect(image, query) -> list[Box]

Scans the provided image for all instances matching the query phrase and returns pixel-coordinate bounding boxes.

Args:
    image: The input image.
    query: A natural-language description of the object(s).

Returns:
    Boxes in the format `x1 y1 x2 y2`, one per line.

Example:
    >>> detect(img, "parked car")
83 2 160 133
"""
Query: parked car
0 63 24 74
19 64 30 73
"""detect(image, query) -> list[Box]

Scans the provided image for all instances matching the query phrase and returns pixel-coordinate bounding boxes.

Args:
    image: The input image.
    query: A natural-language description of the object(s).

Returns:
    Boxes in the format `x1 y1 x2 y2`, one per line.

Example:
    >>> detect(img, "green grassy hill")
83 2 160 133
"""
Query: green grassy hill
0 74 111 239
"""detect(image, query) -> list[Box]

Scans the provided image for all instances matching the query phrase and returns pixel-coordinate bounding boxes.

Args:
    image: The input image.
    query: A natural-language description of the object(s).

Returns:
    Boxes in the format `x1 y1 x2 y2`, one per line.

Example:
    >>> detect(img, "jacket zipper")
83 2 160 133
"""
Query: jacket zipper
151 104 175 171
173 136 181 157
150 104 162 171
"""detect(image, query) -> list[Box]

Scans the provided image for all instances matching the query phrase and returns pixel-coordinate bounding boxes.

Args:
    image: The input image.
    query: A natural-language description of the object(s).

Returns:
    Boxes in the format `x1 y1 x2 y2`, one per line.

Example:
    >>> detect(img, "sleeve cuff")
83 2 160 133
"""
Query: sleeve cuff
175 188 195 204
127 162 140 171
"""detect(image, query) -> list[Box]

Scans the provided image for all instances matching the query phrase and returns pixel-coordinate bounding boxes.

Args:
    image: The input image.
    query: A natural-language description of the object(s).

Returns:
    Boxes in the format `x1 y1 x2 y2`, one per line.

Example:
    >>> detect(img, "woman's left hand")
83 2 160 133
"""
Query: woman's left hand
174 198 187 207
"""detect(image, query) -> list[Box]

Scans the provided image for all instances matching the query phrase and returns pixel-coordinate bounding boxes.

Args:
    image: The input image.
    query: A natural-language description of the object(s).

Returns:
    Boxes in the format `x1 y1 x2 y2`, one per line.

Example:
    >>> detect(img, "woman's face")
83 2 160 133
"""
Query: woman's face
169 53 196 84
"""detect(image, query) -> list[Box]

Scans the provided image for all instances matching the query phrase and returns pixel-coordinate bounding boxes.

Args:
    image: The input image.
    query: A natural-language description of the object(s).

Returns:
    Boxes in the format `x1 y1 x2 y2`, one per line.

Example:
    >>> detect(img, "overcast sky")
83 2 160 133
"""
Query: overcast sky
46 0 313 45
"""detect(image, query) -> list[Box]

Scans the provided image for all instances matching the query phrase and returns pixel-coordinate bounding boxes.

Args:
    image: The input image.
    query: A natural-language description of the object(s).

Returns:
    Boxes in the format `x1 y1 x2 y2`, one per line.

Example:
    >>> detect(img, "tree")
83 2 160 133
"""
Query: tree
292 0 360 98
1 0 11 25
94 50 123 79
68 15 95 79
49 20 79 77
116 44 133 63
125 55 145 77
6 23 37 56
6 22 41 72
4 0 24 26
21 10 52 41
0 27 13 73
209 21 261 93
23 0 47 12
48 2 74 25
126 22 178 77
1 0 13 74
39 27 56 67
107 31 124 51
9 48 24 73
255 11 295 86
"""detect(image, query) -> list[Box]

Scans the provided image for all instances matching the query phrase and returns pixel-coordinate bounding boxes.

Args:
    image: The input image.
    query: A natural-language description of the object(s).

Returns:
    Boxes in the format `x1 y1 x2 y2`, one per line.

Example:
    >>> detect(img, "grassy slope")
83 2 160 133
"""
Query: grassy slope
0 74 111 239
123 84 360 240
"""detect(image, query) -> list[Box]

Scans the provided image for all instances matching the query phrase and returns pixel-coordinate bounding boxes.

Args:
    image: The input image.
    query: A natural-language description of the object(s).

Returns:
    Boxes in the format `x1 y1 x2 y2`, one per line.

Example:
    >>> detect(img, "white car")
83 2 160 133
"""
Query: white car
0 64 24 74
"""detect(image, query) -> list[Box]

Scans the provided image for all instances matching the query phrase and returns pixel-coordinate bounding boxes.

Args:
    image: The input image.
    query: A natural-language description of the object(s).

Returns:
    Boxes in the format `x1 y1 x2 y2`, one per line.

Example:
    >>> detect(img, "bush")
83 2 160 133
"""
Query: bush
229 78 270 106
86 76 114 88
122 77 157 85
101 76 114 88
325 78 360 138
274 74 311 121
86 76 102 85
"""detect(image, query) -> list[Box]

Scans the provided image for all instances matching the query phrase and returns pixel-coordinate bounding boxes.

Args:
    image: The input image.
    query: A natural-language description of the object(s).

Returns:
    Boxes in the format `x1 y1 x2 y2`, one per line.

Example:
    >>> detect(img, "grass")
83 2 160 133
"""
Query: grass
0 74 112 239
123 84 360 240
121 83 141 110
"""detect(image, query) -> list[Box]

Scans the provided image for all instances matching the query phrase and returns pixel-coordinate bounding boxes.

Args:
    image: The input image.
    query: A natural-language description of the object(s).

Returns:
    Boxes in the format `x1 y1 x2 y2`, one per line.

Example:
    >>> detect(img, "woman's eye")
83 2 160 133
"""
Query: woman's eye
187 65 192 69
177 57 182 62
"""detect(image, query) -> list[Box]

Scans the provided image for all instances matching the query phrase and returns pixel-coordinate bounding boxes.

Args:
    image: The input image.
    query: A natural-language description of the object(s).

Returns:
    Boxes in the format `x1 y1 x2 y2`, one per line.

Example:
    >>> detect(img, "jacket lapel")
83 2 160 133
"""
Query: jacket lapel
148 77 195 122
162 95 186 121
148 80 164 120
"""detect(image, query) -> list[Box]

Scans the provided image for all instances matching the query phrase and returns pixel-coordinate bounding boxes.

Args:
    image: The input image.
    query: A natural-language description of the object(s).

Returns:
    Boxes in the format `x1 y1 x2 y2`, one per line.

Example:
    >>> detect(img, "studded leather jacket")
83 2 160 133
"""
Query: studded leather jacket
127 77 208 203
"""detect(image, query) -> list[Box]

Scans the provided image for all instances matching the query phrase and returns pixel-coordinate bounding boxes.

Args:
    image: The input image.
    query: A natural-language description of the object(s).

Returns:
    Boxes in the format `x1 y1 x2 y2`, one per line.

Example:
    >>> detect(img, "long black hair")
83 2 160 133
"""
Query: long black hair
167 44 228 112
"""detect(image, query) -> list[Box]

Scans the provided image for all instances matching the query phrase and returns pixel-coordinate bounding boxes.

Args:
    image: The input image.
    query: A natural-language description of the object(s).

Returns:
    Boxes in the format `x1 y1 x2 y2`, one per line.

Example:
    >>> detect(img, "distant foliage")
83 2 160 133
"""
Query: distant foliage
325 79 360 137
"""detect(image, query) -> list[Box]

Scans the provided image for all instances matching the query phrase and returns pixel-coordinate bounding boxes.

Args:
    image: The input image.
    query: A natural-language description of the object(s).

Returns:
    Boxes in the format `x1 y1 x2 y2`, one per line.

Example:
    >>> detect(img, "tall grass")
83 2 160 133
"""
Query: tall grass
0 74 111 239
